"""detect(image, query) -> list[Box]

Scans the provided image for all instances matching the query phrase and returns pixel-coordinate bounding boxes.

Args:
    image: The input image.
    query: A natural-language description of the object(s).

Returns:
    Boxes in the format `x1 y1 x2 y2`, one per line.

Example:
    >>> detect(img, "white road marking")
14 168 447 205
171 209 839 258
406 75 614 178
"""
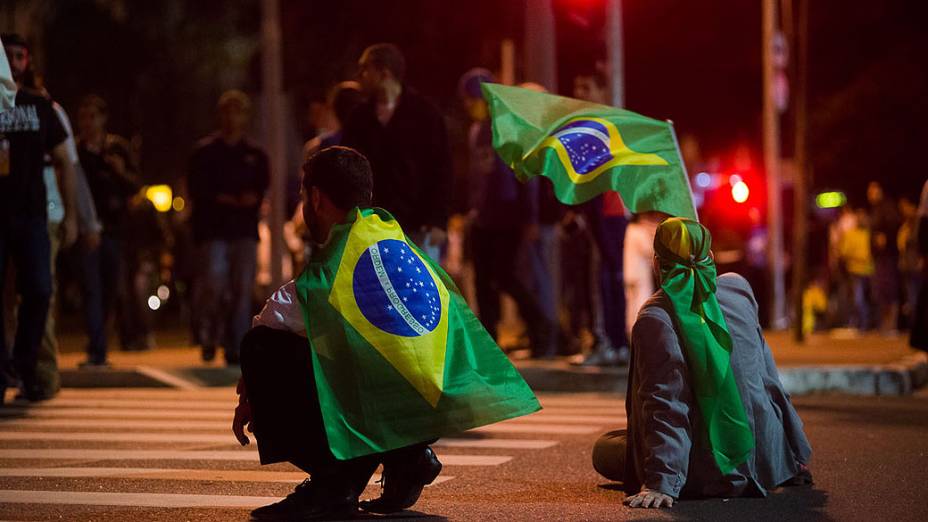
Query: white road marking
0 490 280 508
0 449 511 466
3 418 232 430
0 408 232 419
0 431 557 450
135 366 201 390
518 413 625 424
0 467 454 486
472 423 610 435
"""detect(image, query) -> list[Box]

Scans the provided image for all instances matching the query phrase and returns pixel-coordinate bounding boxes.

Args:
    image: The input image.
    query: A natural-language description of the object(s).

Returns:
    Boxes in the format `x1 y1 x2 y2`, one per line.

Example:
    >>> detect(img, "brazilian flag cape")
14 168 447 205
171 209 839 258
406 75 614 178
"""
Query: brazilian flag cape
296 208 541 460
482 83 697 219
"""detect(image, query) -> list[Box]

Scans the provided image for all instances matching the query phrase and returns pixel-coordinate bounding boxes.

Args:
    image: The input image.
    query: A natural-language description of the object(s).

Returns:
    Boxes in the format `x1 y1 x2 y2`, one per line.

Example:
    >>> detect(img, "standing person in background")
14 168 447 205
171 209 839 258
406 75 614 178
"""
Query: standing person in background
898 197 922 330
910 180 928 351
187 90 269 365
624 213 663 333
342 43 452 262
839 208 875 333
867 181 901 335
458 68 552 357
571 72 628 366
0 34 77 403
76 95 140 368
303 81 362 159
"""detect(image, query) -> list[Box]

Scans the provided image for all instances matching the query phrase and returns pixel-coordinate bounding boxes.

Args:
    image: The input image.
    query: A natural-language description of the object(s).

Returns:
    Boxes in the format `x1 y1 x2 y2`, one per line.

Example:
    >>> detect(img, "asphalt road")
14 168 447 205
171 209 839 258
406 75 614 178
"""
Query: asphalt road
0 388 926 521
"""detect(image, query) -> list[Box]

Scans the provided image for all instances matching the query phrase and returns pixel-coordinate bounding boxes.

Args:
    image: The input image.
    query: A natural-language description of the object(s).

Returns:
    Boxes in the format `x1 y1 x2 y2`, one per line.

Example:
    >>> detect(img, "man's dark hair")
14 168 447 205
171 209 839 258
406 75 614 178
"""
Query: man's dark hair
302 146 373 210
1 33 29 51
79 94 108 116
363 43 406 83
330 82 363 125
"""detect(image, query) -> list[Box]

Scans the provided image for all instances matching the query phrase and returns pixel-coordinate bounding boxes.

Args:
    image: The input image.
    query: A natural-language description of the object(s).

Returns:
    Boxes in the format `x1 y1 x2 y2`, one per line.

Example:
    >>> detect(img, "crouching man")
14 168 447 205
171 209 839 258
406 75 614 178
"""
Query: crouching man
592 217 812 508
233 146 539 520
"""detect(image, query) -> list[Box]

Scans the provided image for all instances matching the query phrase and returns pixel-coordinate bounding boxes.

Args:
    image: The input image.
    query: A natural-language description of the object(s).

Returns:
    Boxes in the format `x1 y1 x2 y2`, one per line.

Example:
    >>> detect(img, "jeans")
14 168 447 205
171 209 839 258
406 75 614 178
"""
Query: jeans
37 221 61 394
850 275 871 331
524 225 559 357
594 216 629 349
81 235 123 364
0 216 52 392
196 238 257 362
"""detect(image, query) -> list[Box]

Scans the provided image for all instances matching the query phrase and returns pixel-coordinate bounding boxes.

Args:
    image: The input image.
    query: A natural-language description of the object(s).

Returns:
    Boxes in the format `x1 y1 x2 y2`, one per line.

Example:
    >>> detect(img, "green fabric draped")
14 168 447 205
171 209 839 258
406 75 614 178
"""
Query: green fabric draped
653 218 754 474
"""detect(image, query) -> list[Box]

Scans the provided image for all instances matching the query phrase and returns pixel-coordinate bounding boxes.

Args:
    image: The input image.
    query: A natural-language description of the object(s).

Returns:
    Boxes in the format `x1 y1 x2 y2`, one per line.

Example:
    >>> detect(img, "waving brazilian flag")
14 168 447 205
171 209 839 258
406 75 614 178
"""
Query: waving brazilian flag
482 83 697 219
296 208 540 460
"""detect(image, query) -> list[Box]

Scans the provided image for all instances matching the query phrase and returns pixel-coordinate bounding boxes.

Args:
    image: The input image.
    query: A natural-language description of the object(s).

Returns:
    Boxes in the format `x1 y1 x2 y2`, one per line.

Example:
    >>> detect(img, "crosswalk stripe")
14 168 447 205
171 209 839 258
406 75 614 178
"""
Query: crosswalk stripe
0 431 558 449
0 467 455 486
0 449 512 466
0 490 279 508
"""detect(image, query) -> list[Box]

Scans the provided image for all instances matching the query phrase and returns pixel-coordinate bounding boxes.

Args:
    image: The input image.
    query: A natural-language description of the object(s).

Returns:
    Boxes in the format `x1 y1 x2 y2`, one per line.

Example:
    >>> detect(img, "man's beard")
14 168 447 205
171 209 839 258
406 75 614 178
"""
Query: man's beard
305 204 326 245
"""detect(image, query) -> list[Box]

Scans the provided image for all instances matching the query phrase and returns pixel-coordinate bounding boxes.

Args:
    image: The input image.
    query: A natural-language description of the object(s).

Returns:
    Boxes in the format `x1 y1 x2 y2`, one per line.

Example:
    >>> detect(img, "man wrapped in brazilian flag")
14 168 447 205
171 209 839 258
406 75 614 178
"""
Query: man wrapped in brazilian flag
232 146 540 521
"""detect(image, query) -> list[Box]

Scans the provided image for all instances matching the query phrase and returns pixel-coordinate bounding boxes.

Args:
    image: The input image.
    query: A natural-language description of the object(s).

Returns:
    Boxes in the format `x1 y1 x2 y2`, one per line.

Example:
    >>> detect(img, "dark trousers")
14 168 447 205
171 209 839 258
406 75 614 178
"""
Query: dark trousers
591 215 629 349
81 235 123 364
472 227 552 354
0 216 52 391
240 326 429 489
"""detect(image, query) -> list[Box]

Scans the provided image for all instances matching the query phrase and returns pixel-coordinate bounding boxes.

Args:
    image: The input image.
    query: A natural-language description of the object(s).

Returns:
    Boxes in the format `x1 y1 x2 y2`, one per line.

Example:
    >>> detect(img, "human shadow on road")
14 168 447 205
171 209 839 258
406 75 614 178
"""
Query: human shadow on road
598 483 831 521
350 510 448 521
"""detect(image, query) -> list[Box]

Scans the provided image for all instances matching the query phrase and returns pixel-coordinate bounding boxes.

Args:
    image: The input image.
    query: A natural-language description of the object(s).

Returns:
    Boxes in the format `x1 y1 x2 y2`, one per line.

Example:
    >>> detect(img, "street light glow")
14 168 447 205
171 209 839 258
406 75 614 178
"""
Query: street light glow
732 181 750 203
145 185 173 213
695 172 712 188
815 191 846 209
172 196 185 212
147 296 161 311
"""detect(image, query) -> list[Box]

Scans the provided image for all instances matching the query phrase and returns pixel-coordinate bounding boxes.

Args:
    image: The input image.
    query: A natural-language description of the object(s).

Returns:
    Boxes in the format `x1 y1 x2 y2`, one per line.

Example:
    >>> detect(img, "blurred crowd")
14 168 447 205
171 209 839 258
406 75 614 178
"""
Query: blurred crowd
3 33 925 405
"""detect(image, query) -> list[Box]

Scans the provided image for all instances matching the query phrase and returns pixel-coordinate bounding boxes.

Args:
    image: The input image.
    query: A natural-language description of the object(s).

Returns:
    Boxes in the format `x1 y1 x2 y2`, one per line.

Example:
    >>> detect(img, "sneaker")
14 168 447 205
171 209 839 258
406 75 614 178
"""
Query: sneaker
360 446 443 514
577 345 629 367
250 477 359 521
201 345 216 363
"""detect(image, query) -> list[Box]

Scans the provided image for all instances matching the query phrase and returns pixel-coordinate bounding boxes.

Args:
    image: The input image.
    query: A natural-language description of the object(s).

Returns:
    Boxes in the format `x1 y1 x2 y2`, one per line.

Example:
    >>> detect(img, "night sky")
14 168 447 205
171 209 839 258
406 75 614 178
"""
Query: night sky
29 0 928 203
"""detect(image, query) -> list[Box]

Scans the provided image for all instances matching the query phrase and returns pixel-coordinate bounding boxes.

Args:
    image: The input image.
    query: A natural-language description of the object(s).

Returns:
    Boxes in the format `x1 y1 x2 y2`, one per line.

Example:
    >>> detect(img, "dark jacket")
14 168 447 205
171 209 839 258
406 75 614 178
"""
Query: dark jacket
341 88 452 232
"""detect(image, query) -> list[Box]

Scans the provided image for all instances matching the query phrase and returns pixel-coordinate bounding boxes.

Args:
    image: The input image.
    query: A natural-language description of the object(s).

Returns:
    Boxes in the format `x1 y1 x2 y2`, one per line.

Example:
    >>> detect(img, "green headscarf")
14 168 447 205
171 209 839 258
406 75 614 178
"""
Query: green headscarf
653 218 754 474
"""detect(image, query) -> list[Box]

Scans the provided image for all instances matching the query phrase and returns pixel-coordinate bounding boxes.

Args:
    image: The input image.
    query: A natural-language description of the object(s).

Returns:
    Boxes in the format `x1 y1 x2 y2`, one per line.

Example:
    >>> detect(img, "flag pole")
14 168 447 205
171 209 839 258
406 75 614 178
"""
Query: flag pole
668 120 699 221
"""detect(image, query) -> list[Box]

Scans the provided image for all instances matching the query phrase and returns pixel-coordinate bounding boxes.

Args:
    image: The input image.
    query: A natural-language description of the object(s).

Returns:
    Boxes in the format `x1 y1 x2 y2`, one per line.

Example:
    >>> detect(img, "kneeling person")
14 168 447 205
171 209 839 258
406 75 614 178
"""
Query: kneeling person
592 218 812 508
233 146 540 520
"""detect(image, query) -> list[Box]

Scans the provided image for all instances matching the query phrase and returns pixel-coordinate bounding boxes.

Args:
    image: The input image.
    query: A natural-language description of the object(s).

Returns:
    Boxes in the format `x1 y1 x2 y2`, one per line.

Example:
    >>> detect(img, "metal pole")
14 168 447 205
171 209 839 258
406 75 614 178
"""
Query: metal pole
791 0 809 342
262 0 286 290
524 0 557 91
606 0 624 107
501 39 516 86
763 0 786 328
668 120 699 222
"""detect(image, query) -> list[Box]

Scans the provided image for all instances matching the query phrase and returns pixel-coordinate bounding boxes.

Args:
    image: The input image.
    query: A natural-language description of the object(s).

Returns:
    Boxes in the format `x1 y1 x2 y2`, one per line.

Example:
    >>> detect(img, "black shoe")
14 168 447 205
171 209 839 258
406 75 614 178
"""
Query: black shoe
250 478 359 521
360 447 442 514
78 360 112 370
201 345 216 362
577 345 629 367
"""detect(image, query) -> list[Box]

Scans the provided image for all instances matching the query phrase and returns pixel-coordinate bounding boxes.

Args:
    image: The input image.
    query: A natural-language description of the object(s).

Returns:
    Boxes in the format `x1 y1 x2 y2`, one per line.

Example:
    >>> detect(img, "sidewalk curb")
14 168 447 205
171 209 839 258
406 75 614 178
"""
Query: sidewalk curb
58 352 928 396
777 352 928 396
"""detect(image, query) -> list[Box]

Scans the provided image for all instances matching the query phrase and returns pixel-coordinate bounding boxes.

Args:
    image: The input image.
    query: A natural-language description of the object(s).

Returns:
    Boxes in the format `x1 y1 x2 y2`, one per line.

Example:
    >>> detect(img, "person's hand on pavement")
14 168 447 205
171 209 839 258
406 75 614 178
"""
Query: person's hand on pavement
624 487 674 509
232 377 253 446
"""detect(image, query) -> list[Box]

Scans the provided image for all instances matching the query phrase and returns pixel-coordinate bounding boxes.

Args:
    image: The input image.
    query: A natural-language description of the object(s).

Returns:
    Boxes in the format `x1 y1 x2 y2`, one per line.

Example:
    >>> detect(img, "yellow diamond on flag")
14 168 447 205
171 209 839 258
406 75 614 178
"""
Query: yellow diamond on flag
328 211 449 407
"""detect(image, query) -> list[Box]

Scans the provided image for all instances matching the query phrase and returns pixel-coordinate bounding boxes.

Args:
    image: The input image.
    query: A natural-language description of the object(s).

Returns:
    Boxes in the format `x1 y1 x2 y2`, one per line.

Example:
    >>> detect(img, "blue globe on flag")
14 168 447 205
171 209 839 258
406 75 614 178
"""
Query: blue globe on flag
352 239 442 337
551 119 615 176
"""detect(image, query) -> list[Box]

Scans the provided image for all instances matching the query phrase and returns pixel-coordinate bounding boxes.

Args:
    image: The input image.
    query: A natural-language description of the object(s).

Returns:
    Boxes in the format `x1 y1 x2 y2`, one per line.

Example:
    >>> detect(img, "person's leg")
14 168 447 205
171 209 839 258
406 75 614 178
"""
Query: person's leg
11 217 52 398
472 228 501 339
592 429 628 482
597 216 628 350
224 239 257 365
96 236 123 362
80 241 107 365
36 221 61 396
496 229 553 357
240 326 377 519
0 226 11 395
196 240 229 361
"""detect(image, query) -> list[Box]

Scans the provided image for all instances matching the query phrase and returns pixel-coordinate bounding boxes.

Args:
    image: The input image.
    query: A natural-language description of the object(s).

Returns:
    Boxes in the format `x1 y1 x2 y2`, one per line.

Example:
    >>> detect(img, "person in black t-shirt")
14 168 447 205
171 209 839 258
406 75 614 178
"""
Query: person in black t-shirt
187 90 269 365
76 94 141 368
341 43 452 262
0 34 77 403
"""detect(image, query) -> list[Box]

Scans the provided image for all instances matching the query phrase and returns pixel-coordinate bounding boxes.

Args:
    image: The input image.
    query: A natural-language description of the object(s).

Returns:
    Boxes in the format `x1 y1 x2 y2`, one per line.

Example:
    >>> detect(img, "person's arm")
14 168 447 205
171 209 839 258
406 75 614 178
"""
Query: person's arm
251 280 306 335
0 36 15 112
625 313 693 507
50 143 78 247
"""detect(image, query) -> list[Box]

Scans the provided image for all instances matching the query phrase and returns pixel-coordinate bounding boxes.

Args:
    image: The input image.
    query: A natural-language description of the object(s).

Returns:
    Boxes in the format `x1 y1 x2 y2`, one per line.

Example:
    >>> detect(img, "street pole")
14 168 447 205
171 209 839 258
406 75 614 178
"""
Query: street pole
763 0 787 328
605 0 624 107
524 0 557 91
791 0 809 342
261 0 286 291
